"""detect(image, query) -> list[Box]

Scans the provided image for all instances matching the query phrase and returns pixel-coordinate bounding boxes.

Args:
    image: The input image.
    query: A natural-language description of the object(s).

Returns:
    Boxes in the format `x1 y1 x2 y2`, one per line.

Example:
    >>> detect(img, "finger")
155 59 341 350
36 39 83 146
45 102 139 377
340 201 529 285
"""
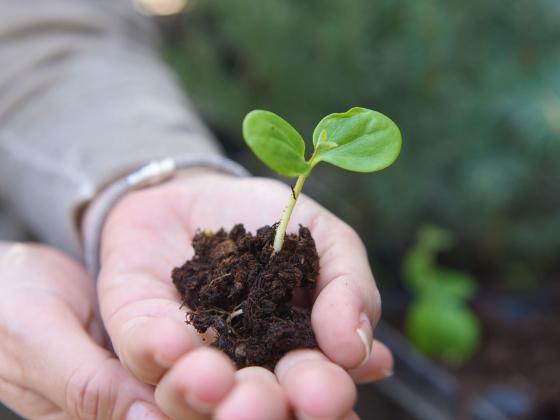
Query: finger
348 340 394 384
115 314 200 385
98 190 202 385
342 410 360 420
299 206 382 369
215 367 288 420
0 243 167 420
275 350 357 420
155 348 236 419
0 378 60 420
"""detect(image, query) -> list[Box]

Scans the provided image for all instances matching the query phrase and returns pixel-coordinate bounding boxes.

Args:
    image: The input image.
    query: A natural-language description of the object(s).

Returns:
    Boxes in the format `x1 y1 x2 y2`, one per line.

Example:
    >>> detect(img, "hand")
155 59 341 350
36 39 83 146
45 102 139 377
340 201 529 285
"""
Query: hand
98 170 394 420
0 243 167 419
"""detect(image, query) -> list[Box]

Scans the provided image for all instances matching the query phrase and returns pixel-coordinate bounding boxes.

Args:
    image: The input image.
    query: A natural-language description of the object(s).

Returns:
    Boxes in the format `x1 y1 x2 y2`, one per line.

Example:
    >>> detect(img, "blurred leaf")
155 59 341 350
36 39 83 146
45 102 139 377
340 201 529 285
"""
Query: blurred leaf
403 225 480 363
434 270 476 300
406 299 481 364
403 225 475 300
416 225 454 251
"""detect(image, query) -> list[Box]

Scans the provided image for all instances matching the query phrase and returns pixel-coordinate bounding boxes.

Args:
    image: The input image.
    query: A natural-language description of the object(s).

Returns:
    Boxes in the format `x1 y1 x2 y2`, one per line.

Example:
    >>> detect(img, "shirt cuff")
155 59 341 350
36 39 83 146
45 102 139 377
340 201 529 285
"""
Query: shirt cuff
82 154 249 277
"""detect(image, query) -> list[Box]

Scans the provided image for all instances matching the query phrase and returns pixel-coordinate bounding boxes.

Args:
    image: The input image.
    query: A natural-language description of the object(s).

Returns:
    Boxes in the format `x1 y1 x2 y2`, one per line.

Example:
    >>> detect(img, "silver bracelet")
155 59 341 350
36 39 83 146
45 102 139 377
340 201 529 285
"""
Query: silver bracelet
82 155 249 277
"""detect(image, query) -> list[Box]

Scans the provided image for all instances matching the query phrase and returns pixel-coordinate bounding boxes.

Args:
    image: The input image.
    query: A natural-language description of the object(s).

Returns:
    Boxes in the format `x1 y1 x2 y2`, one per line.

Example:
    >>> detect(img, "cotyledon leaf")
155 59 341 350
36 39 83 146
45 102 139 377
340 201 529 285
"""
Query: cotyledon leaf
312 107 402 172
243 110 310 177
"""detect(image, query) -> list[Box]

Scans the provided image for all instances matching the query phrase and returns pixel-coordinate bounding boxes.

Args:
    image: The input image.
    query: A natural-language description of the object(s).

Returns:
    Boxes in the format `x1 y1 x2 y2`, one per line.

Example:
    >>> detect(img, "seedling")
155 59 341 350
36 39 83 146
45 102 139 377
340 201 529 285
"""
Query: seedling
173 107 402 369
243 107 402 253
403 225 481 363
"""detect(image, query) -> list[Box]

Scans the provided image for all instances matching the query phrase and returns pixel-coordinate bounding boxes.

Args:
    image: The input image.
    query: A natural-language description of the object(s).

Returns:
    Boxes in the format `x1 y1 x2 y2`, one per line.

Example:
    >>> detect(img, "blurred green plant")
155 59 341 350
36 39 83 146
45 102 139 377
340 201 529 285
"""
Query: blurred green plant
404 225 480 364
164 0 560 285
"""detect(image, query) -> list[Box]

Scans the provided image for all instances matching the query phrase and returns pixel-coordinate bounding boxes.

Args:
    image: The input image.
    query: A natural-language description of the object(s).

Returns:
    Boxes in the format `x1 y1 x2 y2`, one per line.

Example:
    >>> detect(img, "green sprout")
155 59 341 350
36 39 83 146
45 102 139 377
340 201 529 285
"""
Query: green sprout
403 225 481 364
242 107 402 253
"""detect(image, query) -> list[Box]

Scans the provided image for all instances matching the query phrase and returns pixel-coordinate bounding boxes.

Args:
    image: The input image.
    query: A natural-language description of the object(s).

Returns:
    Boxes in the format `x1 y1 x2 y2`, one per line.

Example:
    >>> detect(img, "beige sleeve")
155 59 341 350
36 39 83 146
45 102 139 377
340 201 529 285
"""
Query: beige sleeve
0 0 228 257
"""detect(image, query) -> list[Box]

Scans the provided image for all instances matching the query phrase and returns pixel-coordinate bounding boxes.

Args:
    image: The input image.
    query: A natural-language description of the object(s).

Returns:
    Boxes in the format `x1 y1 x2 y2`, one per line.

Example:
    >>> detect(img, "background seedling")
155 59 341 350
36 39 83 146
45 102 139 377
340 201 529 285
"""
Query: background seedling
242 107 402 253
403 225 481 363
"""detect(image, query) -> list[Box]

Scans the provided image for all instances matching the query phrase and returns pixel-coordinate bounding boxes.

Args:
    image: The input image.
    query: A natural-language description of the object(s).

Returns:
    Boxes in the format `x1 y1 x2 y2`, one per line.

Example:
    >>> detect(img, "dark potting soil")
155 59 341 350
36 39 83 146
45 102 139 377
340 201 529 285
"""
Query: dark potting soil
172 224 319 370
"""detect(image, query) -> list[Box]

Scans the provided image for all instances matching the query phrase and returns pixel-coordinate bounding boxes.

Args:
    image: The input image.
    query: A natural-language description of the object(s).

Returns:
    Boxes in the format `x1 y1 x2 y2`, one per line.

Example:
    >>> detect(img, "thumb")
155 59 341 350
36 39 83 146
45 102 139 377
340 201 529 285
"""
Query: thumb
0 243 167 420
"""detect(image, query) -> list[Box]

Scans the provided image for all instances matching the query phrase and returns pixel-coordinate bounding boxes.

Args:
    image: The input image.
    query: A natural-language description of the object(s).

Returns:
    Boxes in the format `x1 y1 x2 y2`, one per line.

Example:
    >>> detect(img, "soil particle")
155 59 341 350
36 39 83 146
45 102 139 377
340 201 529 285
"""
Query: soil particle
172 224 319 370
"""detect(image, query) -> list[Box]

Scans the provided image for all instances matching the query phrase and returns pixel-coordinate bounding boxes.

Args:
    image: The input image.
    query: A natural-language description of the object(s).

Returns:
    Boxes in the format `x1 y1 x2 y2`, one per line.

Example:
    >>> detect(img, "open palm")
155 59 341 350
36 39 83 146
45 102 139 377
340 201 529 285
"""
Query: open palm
98 170 393 420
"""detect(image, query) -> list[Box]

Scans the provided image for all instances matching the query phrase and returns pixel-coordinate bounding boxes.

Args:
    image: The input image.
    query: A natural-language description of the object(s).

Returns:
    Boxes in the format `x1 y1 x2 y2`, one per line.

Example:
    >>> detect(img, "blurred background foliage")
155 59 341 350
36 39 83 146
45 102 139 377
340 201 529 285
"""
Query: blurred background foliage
162 0 560 290
403 226 480 363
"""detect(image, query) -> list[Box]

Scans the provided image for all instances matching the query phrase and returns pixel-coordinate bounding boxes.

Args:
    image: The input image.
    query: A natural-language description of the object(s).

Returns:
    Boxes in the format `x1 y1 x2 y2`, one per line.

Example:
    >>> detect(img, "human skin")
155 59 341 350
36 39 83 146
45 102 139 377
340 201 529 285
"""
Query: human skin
0 243 166 419
98 170 394 419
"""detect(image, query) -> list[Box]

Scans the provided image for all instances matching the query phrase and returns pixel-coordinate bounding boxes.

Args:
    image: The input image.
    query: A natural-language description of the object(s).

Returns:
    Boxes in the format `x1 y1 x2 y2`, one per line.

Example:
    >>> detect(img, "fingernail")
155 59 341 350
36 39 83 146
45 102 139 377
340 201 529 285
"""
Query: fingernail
356 312 373 368
126 402 164 420
295 412 330 420
274 349 325 380
355 366 395 385
185 393 215 414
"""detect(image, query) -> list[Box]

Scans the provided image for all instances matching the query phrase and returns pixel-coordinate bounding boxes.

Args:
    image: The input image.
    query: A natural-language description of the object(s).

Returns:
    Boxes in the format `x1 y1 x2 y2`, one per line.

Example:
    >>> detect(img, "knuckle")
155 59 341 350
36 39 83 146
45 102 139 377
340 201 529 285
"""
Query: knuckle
65 362 115 420
0 334 26 390
338 222 364 247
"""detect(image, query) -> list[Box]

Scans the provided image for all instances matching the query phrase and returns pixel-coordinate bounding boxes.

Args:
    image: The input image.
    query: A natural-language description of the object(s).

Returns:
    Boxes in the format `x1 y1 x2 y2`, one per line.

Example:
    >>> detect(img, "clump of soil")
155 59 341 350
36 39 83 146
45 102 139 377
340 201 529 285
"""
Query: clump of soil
172 224 319 370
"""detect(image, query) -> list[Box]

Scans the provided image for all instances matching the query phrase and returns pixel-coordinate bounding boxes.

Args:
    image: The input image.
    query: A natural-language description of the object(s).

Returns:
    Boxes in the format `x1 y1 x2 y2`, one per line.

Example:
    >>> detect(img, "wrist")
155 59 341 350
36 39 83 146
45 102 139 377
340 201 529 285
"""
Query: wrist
81 155 249 277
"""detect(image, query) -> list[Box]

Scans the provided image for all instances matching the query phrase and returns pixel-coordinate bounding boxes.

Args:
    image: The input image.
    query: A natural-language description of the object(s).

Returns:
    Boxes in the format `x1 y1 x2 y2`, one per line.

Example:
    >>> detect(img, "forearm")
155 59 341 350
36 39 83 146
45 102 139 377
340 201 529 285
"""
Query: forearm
0 0 227 256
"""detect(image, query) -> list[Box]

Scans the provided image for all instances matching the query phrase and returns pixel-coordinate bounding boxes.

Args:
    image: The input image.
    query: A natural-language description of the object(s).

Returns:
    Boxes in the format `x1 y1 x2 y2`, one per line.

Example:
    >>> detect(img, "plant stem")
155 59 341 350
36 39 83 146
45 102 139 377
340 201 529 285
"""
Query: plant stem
273 174 308 253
